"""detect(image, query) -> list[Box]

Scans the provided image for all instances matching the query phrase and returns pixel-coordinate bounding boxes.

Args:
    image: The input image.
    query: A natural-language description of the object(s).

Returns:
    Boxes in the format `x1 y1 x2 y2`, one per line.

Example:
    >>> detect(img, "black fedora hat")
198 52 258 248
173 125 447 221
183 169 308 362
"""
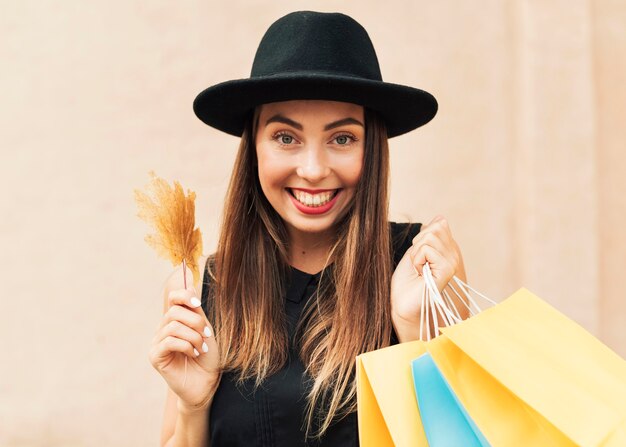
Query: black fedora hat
193 10 438 138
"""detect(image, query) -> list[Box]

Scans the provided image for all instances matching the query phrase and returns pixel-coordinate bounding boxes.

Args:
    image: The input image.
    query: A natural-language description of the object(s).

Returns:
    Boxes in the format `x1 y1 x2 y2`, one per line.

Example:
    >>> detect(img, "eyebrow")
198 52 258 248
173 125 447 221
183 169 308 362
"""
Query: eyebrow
264 114 364 131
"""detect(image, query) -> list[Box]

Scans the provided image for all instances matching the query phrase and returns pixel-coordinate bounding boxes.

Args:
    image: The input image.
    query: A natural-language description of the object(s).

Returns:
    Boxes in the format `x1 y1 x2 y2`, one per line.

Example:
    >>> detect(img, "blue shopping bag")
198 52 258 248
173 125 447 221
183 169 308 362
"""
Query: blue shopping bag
411 353 490 447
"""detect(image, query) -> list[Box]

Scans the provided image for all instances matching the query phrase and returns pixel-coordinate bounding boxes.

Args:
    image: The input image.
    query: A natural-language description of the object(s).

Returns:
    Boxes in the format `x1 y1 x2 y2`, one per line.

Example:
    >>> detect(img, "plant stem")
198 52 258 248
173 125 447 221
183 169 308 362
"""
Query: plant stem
182 258 188 388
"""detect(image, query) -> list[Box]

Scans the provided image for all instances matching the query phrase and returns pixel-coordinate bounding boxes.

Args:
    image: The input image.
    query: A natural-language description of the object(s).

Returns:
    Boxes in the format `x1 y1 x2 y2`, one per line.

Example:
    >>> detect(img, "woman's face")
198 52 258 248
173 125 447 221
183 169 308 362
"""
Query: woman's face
255 99 365 238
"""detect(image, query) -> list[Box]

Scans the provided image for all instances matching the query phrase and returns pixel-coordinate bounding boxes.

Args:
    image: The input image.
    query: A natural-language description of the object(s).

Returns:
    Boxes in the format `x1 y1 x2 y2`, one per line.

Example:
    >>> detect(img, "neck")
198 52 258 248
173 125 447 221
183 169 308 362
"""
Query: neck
287 226 335 275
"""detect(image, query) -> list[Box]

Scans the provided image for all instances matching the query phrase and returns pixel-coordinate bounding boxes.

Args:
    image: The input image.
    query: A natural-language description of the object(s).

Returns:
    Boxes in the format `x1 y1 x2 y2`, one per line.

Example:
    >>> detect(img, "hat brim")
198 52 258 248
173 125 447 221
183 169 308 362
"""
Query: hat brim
192 73 437 138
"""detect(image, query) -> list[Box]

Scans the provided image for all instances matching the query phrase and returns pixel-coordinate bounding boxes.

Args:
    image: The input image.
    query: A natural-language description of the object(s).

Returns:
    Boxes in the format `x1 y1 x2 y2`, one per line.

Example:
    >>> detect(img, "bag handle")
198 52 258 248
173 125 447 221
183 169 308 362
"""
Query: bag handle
417 263 497 341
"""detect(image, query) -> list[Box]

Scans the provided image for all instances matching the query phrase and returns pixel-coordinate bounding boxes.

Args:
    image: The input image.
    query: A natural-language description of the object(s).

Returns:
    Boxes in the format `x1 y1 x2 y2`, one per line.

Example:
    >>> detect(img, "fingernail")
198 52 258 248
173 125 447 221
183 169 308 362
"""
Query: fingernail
190 297 201 308
204 326 212 337
202 342 208 353
193 348 200 357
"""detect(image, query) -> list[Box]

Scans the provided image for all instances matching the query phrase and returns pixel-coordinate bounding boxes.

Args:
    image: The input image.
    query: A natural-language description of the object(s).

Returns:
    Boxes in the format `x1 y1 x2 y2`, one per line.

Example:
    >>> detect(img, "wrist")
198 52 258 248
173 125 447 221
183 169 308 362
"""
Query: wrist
391 311 422 343
177 398 212 416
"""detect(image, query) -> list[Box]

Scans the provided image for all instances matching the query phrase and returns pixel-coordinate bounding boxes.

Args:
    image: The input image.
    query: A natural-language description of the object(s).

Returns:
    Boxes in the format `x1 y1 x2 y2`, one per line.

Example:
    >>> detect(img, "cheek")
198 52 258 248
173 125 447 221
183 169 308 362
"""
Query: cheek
339 153 364 187
256 147 290 193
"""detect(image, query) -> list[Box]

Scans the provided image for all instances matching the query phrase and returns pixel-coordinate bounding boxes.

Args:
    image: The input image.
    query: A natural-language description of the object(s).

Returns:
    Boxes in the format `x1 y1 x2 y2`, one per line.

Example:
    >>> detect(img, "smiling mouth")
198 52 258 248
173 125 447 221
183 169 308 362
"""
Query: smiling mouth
288 188 340 207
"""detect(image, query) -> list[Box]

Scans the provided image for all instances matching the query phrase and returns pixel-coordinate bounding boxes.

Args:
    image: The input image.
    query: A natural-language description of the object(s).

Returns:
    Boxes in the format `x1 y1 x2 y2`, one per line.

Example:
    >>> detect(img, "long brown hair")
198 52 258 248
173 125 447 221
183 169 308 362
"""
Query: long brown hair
208 104 392 439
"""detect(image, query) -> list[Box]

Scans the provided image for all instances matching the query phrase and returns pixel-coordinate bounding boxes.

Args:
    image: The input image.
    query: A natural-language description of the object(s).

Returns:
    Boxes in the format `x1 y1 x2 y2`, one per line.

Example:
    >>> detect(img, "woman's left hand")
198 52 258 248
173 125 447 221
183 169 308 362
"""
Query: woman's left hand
390 215 467 342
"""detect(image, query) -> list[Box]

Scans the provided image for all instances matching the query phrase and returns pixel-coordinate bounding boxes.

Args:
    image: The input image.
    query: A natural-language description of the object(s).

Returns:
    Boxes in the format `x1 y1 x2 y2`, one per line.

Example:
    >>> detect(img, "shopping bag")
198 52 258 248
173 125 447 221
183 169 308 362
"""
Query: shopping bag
411 352 490 446
356 340 429 447
357 261 626 447
428 287 626 447
603 420 626 446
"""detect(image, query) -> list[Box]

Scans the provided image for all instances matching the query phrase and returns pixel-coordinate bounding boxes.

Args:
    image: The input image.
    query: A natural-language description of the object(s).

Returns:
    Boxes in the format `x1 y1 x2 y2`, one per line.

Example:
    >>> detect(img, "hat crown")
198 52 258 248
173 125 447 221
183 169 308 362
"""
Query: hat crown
250 11 383 81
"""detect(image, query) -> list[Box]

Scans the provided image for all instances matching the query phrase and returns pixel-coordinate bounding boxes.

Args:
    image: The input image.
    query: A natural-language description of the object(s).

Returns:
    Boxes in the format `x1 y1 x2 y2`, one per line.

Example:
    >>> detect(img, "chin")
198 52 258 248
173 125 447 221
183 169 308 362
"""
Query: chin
287 217 338 235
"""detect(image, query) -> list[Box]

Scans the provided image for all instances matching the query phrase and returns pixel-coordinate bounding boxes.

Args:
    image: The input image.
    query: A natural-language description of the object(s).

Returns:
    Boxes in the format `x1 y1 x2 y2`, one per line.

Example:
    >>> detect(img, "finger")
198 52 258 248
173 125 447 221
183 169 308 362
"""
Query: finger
419 215 447 233
150 335 199 367
429 214 450 230
410 243 439 276
428 214 446 227
155 319 207 357
410 231 451 260
413 216 453 246
168 287 202 311
410 232 459 269
410 244 454 281
157 304 213 338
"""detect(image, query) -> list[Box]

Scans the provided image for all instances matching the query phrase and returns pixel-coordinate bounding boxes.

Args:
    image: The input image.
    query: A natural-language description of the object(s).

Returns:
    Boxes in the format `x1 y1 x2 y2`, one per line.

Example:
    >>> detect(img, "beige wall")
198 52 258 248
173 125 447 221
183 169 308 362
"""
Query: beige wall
1 1 625 445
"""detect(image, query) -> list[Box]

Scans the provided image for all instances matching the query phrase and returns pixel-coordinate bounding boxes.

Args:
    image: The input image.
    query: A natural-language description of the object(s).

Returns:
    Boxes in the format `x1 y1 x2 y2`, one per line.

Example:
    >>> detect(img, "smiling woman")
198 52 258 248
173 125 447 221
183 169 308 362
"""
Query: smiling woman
149 10 468 447
254 100 366 269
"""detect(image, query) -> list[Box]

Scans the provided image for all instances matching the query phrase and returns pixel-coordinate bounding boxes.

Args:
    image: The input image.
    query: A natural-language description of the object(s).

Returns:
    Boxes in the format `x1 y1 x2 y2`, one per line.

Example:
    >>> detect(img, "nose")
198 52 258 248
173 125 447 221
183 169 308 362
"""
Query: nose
296 145 331 183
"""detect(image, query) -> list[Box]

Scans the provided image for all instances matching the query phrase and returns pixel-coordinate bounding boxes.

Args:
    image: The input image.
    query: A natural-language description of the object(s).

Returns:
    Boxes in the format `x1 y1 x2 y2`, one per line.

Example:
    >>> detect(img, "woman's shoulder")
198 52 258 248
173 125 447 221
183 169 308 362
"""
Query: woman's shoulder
389 221 422 267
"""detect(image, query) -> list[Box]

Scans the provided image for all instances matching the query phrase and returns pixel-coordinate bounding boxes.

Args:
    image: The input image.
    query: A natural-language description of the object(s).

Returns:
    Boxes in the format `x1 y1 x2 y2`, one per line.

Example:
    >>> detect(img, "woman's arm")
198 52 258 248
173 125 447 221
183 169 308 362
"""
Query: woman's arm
163 400 211 447
158 256 214 446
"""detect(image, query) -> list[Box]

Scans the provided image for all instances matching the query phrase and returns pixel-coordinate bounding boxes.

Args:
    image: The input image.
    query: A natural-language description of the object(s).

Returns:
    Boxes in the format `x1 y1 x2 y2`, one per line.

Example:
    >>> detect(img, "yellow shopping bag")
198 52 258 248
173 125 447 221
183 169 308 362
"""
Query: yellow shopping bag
356 280 626 446
428 287 626 447
356 340 429 446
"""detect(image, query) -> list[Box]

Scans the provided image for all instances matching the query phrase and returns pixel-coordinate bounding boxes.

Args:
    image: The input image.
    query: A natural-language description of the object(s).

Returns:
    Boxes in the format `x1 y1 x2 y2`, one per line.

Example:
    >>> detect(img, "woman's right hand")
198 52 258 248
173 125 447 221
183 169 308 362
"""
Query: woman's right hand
149 286 221 412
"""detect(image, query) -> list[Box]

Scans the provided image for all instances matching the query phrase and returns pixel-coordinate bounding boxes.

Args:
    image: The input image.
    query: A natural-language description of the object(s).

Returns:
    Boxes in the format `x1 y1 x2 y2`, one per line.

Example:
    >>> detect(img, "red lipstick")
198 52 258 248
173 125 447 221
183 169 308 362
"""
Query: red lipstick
287 189 341 215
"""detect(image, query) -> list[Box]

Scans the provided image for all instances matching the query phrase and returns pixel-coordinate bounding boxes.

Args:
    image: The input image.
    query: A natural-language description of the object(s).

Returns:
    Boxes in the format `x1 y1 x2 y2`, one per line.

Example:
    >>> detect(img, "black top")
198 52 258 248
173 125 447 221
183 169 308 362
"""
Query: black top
200 222 421 447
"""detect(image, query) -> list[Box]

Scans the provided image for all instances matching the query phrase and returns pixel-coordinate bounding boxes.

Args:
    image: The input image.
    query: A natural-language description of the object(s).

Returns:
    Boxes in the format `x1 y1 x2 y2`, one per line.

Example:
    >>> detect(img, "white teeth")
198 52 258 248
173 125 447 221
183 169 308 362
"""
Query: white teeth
292 189 337 207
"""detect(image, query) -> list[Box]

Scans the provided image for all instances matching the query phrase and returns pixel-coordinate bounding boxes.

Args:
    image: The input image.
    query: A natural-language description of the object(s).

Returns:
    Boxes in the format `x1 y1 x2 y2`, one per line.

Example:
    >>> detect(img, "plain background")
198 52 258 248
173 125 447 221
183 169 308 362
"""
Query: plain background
2 1 625 445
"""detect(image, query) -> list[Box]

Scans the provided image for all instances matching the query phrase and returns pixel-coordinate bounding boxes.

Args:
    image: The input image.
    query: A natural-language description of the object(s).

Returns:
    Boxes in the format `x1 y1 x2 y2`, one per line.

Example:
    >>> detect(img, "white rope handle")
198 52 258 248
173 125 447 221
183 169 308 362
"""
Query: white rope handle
416 262 497 341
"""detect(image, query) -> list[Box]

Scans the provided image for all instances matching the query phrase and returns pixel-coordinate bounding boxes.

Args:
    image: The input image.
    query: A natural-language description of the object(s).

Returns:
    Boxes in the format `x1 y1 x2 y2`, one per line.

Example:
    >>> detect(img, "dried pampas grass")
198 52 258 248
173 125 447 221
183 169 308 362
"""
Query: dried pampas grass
134 171 203 286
